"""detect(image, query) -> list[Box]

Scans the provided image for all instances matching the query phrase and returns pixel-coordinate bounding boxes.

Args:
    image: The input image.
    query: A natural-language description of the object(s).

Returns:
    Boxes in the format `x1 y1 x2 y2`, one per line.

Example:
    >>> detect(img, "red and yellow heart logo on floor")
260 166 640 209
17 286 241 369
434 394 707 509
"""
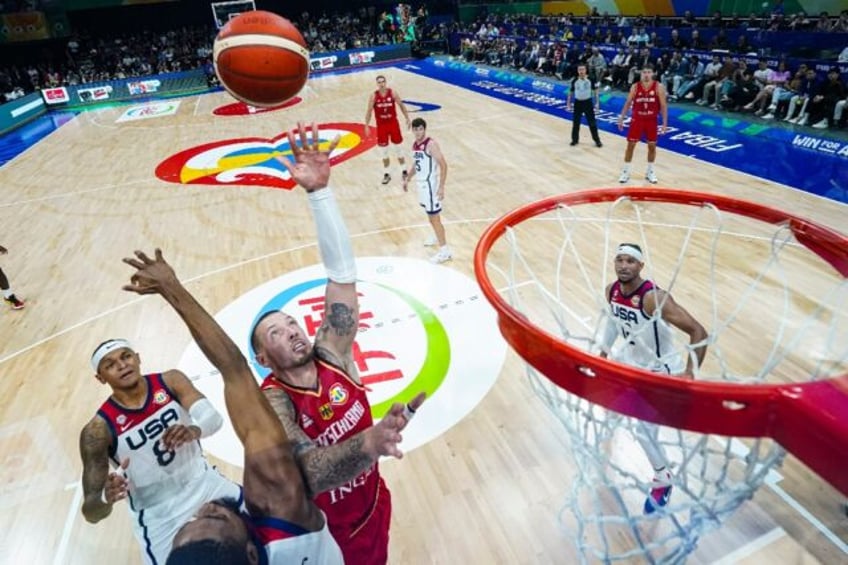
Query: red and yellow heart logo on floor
212 97 302 116
155 123 374 190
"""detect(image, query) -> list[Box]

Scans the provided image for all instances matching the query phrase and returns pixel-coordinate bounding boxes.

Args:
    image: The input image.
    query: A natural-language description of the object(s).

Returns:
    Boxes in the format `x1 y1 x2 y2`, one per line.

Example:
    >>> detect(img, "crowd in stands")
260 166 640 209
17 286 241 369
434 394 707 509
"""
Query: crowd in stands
458 9 848 130
0 4 446 102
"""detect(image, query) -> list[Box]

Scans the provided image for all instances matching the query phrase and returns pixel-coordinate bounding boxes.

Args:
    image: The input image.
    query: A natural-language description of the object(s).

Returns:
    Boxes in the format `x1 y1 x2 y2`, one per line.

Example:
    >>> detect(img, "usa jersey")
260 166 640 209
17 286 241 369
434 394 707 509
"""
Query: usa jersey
608 280 684 374
633 80 660 119
373 88 398 124
253 513 344 565
97 373 206 510
413 137 439 187
261 359 382 534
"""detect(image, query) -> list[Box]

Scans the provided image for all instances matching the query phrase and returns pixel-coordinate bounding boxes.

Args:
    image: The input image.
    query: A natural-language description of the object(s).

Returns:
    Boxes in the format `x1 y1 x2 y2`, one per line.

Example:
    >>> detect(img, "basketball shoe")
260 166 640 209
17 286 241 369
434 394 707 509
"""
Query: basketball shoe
4 294 25 310
430 247 452 264
423 234 438 246
644 468 672 514
382 173 391 185
646 170 659 184
618 169 631 183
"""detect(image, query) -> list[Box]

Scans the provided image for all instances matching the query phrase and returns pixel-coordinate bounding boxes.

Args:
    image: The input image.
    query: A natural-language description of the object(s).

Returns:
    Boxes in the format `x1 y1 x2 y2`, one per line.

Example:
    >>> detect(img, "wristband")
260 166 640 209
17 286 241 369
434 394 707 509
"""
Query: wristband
402 403 416 421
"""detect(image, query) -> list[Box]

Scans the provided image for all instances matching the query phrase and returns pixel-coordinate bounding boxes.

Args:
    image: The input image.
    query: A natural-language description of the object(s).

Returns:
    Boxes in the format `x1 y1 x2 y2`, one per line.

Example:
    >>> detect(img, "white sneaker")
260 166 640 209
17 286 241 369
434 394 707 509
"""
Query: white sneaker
430 248 452 264
787 116 799 124
797 115 808 126
423 235 438 247
618 170 631 183
646 171 659 184
761 113 774 120
812 119 828 129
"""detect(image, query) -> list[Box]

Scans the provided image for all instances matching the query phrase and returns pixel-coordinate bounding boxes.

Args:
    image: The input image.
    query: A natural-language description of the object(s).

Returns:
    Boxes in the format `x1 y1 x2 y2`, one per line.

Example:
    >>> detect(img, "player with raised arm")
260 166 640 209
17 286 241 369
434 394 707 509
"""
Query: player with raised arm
123 123 418 564
401 117 451 264
365 75 411 185
617 64 669 184
599 243 708 513
253 121 425 565
79 339 240 565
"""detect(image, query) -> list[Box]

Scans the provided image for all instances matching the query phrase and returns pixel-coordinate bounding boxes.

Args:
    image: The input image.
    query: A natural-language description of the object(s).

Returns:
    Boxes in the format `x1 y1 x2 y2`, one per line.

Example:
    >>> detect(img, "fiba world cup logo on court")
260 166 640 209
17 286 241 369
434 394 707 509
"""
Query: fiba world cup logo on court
178 257 507 465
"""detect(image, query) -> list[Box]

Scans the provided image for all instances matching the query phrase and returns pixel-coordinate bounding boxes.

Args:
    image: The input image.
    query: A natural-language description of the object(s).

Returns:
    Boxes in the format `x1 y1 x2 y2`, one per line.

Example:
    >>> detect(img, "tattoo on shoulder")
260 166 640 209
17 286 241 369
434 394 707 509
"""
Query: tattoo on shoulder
326 302 357 337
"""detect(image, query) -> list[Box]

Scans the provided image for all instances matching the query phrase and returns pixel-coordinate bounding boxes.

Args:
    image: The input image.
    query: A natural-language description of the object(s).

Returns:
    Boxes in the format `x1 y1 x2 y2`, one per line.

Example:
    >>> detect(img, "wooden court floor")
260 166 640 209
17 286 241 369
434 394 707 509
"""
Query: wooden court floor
0 66 845 564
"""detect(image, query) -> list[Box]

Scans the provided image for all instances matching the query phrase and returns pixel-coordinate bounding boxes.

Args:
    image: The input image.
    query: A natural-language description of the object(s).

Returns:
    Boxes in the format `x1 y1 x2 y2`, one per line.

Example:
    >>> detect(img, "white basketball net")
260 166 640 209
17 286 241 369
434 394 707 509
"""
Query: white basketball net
482 194 847 563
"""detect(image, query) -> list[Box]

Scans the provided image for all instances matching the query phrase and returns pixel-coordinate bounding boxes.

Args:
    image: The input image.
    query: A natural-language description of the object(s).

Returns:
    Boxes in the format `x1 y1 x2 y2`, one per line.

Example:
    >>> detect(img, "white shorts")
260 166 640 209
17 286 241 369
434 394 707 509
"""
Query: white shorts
129 463 242 565
417 180 442 215
612 346 685 375
261 511 344 565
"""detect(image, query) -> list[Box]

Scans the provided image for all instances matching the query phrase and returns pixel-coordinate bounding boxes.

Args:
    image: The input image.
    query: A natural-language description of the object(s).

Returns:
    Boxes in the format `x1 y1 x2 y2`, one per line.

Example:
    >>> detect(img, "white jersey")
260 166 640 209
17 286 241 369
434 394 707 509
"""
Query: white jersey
98 373 242 565
253 511 344 564
412 136 442 214
607 280 685 374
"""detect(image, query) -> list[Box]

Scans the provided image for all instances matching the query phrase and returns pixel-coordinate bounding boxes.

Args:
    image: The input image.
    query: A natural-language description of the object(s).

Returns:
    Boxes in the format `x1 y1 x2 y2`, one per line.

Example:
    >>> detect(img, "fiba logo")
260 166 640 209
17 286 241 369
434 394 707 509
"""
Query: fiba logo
178 257 507 465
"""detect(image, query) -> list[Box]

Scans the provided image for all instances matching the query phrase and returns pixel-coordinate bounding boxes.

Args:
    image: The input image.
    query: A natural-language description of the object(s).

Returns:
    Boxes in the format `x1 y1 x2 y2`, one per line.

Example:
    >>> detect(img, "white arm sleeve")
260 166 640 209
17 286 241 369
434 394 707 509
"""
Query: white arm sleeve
308 188 357 284
188 398 223 438
599 315 619 355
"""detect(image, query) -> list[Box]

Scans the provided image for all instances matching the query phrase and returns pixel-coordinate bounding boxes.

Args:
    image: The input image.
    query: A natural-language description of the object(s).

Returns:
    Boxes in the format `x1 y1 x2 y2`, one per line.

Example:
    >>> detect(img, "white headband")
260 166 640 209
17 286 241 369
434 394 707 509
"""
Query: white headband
616 244 644 262
91 339 133 371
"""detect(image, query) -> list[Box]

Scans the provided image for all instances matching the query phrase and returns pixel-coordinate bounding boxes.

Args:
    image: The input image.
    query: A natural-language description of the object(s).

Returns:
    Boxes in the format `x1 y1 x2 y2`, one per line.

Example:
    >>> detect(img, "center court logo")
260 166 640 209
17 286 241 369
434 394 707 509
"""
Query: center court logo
155 122 375 190
178 257 507 466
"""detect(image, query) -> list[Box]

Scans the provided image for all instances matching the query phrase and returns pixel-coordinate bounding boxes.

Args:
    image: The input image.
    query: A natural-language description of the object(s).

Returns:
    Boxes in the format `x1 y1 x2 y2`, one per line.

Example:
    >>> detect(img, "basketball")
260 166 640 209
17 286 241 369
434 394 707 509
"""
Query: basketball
213 10 309 107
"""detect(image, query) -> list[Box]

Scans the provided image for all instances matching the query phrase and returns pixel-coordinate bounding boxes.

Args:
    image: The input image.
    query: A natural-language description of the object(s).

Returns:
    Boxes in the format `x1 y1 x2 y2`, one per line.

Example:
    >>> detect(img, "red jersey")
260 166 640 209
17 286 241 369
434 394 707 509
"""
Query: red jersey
261 359 381 534
632 80 660 119
373 88 398 125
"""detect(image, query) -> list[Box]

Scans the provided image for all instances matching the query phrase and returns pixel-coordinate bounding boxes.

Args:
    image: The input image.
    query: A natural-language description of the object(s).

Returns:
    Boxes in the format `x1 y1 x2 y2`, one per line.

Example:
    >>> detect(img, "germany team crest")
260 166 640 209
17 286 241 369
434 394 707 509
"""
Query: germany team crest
154 122 375 190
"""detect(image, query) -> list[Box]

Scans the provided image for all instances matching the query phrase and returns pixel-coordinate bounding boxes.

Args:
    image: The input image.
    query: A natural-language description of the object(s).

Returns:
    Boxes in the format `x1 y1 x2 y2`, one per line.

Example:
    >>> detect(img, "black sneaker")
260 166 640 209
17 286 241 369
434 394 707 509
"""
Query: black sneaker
381 173 391 185
401 170 408 181
569 141 578 146
595 140 603 148
4 295 25 310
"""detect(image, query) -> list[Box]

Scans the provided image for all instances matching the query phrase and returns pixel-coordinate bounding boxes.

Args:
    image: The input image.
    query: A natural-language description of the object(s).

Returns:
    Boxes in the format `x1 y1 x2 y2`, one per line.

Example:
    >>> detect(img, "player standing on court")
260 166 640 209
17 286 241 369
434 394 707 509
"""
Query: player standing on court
79 339 242 565
256 122 426 564
0 244 25 310
617 63 668 184
566 64 603 147
599 243 708 513
123 123 422 564
365 75 411 185
401 117 452 264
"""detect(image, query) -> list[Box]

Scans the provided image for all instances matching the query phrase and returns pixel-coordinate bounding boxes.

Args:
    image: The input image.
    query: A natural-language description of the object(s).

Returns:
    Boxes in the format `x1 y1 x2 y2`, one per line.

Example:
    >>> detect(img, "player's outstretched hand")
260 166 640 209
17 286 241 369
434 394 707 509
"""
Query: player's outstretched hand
103 458 130 504
274 121 340 192
122 248 179 295
364 392 427 459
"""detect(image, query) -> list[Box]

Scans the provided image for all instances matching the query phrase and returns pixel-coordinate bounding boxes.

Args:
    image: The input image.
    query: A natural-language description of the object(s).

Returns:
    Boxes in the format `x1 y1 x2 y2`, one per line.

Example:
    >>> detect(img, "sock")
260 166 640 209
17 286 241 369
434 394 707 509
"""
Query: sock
622 163 632 173
647 163 655 174
441 245 450 253
3 289 13 299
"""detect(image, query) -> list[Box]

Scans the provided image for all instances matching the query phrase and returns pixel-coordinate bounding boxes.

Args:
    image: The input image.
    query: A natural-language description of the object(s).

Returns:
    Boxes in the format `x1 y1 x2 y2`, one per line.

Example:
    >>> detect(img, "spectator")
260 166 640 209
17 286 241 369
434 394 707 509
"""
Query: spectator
690 29 704 49
726 68 760 110
671 55 705 101
668 29 687 50
586 46 607 83
758 60 791 117
735 35 752 53
810 68 846 128
699 54 736 108
660 51 685 96
785 68 820 124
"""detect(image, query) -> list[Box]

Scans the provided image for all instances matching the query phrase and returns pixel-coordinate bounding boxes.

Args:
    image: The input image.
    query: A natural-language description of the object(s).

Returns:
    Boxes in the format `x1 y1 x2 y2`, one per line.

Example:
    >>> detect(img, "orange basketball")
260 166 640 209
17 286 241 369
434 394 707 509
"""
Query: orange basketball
213 10 309 107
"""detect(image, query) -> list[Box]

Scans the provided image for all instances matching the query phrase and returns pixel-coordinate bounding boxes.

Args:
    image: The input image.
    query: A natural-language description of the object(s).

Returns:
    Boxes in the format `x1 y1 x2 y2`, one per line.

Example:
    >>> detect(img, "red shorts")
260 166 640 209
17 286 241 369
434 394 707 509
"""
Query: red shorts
627 118 658 143
333 480 392 565
376 120 402 146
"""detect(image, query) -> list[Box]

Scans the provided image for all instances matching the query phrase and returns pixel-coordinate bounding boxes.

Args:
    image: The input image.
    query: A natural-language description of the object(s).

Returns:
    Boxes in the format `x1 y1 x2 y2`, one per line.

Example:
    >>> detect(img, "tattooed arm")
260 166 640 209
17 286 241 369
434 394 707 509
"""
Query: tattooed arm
263 387 402 497
79 417 118 523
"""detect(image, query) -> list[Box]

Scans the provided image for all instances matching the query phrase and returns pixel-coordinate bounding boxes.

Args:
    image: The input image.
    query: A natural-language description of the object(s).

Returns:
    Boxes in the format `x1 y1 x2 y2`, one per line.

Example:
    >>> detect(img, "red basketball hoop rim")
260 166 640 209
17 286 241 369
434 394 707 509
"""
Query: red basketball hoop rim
473 187 848 495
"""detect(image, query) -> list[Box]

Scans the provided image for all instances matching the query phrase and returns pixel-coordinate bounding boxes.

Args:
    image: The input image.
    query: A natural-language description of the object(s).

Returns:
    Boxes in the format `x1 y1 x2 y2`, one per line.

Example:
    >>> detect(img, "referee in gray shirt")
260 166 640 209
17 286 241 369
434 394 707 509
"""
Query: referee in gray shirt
566 64 602 147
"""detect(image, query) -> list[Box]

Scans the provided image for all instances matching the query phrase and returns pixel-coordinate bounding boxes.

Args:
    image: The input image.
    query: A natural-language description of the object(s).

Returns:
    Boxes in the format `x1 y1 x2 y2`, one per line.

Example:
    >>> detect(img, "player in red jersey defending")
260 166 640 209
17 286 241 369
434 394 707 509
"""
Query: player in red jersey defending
617 63 669 184
364 74 411 185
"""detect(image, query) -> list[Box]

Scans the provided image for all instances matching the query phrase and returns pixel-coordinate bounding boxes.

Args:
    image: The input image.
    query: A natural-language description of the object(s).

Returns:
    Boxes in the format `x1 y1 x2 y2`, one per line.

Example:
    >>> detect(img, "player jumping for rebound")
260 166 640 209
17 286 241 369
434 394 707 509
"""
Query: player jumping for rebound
364 75 411 185
617 63 669 184
599 243 708 514
402 117 452 264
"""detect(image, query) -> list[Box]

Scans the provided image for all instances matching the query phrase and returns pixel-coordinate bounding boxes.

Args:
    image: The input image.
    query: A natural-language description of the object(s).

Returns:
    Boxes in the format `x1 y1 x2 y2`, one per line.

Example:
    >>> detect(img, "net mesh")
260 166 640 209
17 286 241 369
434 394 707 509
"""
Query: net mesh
481 193 847 563
210 0 256 29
